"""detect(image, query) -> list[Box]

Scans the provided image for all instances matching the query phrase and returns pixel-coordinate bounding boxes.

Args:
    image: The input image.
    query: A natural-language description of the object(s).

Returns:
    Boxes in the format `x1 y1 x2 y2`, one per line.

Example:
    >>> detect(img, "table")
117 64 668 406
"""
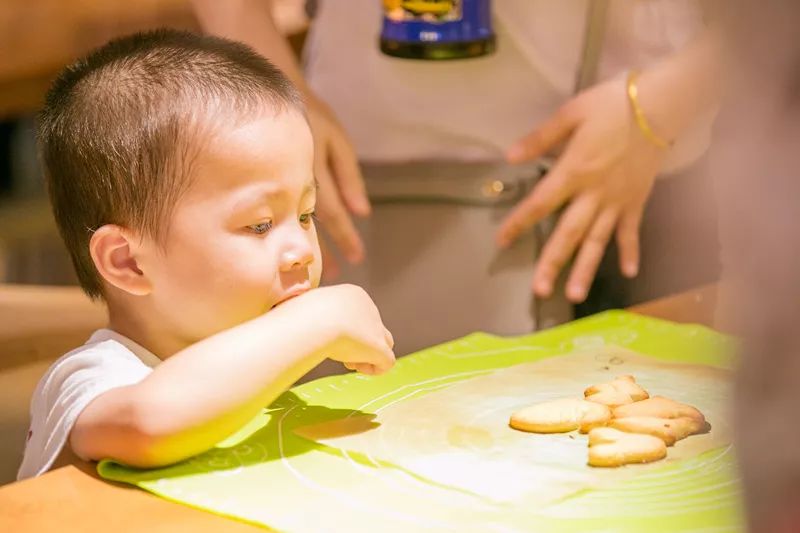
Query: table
0 284 720 532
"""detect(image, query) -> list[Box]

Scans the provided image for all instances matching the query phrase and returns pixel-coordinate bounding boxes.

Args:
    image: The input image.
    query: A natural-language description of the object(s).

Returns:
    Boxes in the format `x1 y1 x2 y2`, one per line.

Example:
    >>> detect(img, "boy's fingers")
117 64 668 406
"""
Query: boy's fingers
329 135 371 217
374 351 395 374
496 154 578 248
371 342 396 374
342 342 395 375
357 363 375 375
616 206 643 278
345 362 373 374
506 103 580 163
532 194 598 298
384 327 395 350
566 208 617 303
315 164 365 264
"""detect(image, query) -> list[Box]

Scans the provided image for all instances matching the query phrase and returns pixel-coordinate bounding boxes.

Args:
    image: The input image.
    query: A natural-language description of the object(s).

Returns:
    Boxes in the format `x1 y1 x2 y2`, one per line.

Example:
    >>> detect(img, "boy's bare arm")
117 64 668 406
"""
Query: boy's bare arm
70 285 394 468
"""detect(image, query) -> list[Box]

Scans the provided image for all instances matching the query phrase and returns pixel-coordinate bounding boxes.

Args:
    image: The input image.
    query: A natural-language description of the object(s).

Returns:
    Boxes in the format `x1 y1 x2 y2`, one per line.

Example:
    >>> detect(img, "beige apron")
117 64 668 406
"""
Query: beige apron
303 161 572 382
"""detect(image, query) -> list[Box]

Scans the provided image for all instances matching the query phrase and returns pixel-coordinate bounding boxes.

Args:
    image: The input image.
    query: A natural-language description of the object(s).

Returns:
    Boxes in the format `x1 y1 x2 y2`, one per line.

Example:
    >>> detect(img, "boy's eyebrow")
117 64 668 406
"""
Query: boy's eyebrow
231 177 318 212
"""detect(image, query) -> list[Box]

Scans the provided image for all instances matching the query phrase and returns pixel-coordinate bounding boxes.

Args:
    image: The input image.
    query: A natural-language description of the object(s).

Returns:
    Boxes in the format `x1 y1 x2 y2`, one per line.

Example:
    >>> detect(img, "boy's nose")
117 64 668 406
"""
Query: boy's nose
279 244 314 271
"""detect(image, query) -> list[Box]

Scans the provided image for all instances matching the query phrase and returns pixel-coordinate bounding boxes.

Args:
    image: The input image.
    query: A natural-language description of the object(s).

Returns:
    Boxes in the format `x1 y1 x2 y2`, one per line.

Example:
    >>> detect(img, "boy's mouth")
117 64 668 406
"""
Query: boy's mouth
271 284 311 308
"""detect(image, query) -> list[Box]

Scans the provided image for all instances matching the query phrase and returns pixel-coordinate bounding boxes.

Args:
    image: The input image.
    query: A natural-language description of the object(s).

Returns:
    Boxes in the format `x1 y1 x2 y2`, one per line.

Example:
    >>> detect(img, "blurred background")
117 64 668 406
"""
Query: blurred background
0 0 720 310
0 0 310 286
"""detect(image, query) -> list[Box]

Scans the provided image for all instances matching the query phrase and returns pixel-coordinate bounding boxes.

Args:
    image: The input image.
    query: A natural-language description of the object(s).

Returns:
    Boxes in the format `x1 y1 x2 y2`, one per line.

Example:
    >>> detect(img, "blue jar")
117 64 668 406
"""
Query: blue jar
380 0 495 60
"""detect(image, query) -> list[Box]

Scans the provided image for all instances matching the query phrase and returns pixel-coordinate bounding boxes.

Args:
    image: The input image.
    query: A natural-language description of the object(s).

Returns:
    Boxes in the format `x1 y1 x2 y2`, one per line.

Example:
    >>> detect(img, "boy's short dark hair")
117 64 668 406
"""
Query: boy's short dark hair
39 29 303 299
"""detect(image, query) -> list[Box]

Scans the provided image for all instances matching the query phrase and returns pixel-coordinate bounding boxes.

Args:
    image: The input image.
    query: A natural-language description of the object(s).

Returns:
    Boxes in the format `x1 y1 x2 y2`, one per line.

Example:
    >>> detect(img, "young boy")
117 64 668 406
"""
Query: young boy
17 29 395 480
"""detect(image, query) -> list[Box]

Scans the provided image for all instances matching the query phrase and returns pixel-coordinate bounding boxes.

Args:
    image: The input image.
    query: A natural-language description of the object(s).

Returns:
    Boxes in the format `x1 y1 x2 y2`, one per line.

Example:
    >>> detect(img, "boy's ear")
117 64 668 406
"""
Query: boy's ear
89 224 152 296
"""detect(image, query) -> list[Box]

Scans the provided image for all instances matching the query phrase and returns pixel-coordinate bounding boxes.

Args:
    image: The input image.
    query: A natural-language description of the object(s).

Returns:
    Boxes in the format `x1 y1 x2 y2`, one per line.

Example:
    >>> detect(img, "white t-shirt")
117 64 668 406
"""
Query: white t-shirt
17 329 160 480
304 0 711 171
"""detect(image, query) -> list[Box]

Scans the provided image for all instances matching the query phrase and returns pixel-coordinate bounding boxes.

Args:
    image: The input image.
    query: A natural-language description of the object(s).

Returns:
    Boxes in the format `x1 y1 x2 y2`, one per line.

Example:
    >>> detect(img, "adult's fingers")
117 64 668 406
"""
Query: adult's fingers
616 205 644 278
566 208 618 303
329 133 371 217
319 238 341 282
496 154 579 248
315 159 365 264
532 193 599 298
506 103 580 163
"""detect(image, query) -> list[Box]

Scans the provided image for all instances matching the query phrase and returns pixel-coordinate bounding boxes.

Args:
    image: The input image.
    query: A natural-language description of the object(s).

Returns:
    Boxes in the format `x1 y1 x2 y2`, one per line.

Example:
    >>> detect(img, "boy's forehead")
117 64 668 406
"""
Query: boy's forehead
185 111 313 194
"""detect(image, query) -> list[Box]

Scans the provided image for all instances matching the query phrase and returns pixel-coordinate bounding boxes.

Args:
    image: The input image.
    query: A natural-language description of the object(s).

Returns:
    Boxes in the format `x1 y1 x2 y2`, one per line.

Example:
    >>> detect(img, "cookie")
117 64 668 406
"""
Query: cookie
587 427 667 467
609 416 709 446
584 375 649 406
584 388 635 408
510 398 612 434
612 396 710 444
612 396 706 423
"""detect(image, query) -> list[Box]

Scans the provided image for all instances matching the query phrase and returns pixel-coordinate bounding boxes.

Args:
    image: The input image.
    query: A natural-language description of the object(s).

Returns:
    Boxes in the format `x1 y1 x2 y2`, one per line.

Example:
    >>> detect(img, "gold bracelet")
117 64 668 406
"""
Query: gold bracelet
626 70 672 149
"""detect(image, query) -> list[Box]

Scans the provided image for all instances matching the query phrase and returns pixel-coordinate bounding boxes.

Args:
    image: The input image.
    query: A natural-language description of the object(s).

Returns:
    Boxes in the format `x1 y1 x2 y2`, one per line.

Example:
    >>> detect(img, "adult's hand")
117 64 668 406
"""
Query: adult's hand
497 77 666 303
306 94 370 271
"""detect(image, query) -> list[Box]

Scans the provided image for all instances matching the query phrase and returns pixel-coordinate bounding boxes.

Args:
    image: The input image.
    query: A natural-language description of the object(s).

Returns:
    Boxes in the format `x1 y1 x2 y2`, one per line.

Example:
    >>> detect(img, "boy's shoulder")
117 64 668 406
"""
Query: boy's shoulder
19 330 159 480
35 329 160 400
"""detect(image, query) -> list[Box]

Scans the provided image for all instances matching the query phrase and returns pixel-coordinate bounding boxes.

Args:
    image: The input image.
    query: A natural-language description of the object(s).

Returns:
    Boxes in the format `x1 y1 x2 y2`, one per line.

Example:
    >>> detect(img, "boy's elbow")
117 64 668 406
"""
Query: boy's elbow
108 433 182 470
72 397 194 469
117 403 198 468
88 429 190 470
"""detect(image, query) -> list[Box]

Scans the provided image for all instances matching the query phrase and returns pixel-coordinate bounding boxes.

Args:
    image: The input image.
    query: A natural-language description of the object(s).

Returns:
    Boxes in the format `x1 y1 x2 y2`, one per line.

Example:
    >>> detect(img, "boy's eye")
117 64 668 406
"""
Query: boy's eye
247 221 273 235
299 211 316 225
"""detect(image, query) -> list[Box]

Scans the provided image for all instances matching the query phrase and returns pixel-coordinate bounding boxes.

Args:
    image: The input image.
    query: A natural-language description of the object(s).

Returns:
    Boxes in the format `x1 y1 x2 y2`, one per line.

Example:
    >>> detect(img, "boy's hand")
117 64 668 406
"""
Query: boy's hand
287 284 395 375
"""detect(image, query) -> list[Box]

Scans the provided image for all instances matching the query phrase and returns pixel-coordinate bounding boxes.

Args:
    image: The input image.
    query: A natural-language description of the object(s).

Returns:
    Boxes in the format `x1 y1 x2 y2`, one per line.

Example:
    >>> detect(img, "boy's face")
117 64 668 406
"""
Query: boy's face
139 110 322 343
